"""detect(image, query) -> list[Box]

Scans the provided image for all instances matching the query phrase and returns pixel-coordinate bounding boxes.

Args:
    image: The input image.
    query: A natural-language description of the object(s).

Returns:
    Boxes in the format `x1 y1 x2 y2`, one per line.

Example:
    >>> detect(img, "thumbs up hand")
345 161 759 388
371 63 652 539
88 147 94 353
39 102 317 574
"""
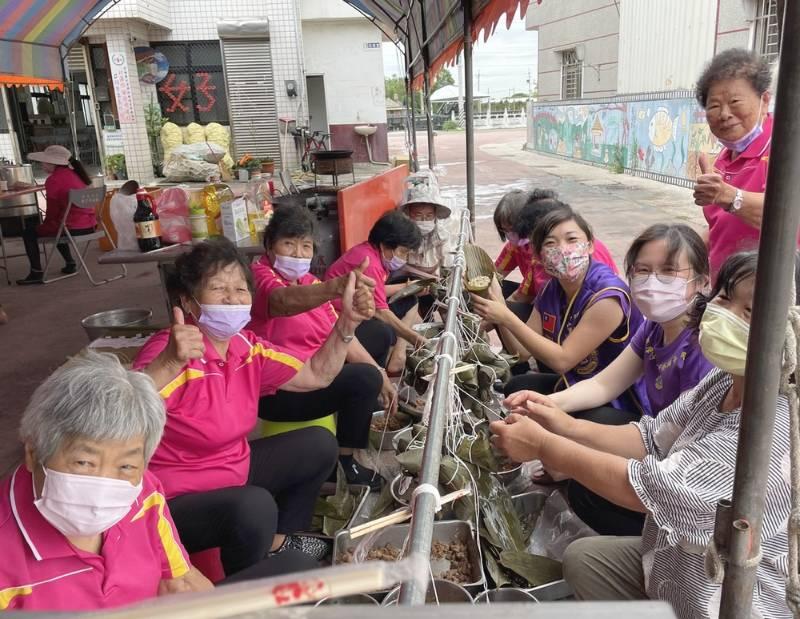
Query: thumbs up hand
693 152 736 207
165 306 205 364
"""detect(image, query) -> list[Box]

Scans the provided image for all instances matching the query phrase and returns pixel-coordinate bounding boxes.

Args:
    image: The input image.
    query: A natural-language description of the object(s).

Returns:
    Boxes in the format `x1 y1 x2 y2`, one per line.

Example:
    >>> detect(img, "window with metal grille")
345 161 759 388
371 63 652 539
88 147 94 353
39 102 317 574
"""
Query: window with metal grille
753 0 784 64
561 49 582 99
150 41 229 125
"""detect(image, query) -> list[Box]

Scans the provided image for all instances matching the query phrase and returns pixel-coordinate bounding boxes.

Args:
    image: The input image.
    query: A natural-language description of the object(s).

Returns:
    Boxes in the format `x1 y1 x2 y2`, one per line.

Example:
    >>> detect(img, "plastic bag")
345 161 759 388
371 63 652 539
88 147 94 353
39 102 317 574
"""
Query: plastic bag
162 142 226 182
109 191 138 251
528 489 596 561
156 186 191 244
160 121 183 159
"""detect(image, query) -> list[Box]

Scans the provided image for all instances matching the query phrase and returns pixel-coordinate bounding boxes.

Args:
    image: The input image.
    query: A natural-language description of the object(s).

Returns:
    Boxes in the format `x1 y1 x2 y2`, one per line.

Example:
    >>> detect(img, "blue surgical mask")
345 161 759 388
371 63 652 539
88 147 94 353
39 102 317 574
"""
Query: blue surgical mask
382 254 406 272
194 300 252 340
718 104 765 153
273 254 311 281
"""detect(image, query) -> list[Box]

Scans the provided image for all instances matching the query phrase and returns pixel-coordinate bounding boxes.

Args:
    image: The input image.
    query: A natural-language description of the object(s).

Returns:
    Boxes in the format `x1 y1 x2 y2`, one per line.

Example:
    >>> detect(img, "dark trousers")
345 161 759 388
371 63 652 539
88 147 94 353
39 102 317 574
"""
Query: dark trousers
355 318 395 367
22 217 94 272
258 363 382 448
504 372 646 536
168 427 338 576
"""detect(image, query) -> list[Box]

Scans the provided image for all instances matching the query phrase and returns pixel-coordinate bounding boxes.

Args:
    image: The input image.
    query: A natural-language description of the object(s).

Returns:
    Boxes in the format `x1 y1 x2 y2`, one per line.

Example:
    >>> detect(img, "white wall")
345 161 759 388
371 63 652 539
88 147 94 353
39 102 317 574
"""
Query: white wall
617 0 717 93
716 0 756 52
302 20 386 125
102 0 171 29
526 0 620 100
299 0 363 21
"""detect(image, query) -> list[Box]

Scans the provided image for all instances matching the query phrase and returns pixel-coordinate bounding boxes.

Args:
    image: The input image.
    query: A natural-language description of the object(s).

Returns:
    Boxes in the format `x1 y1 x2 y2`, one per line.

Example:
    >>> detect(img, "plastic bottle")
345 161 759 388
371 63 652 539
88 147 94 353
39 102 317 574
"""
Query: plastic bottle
202 174 234 237
133 188 162 252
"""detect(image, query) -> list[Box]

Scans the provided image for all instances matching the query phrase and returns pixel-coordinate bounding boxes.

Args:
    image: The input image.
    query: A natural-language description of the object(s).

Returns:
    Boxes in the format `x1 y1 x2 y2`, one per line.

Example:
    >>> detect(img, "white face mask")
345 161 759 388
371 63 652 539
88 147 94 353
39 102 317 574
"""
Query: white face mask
34 467 142 538
416 220 436 235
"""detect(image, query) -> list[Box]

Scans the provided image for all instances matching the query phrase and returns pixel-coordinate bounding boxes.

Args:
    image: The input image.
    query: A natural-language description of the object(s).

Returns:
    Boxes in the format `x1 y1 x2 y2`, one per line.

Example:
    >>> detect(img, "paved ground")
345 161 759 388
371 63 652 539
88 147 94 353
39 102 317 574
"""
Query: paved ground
0 127 705 475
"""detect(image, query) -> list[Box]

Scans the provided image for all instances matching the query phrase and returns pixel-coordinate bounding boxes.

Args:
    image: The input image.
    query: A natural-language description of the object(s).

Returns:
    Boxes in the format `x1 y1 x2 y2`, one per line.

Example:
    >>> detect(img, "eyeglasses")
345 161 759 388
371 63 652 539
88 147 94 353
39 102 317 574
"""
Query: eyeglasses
630 266 693 285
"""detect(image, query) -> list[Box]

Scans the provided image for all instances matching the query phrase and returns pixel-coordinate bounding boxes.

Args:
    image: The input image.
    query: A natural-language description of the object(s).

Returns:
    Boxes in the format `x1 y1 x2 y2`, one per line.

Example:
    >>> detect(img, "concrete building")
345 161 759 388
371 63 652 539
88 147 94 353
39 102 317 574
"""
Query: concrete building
0 0 388 182
525 0 785 187
527 0 784 99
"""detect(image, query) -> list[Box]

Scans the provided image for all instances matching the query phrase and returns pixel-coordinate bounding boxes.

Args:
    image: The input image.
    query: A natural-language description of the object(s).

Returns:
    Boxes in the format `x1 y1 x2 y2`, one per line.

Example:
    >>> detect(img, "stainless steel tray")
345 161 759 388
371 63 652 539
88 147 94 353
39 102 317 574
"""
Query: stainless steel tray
333 520 486 594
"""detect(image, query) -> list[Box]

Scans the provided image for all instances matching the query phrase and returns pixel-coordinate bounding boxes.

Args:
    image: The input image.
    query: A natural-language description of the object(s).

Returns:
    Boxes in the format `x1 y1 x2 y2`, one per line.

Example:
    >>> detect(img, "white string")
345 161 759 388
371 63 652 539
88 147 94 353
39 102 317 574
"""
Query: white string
412 483 443 512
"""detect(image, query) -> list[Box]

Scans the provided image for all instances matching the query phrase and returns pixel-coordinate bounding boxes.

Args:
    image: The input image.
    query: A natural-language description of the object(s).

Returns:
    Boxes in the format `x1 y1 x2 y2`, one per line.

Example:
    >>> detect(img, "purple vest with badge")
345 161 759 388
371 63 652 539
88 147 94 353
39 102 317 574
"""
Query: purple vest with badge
534 260 648 414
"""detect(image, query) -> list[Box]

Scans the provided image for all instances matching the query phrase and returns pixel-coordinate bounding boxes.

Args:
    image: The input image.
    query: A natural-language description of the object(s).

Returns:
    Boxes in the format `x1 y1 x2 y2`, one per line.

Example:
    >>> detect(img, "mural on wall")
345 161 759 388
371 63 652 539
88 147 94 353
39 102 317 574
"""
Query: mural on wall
531 95 721 183
534 104 627 167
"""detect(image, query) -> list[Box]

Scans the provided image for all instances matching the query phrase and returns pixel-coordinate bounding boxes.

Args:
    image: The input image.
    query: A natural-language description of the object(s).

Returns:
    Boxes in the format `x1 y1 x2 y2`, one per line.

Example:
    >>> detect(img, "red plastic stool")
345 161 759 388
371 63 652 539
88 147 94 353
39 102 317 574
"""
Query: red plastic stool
190 548 225 583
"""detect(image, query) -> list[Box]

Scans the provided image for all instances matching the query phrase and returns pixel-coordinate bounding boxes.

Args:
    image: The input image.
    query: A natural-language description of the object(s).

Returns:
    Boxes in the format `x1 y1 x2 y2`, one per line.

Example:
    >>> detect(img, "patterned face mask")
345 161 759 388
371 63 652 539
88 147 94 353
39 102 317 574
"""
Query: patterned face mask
541 242 591 282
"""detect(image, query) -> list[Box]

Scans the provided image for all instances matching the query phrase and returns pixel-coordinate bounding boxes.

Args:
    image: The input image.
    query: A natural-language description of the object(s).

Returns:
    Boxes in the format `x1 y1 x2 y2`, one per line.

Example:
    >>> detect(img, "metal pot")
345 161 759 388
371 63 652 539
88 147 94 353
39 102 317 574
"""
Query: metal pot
0 164 39 217
474 588 538 603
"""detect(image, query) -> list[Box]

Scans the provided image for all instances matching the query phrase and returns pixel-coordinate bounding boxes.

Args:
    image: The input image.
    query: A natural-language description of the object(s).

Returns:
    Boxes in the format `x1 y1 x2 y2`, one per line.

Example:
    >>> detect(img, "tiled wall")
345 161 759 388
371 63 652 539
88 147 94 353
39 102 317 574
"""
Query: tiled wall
102 0 171 29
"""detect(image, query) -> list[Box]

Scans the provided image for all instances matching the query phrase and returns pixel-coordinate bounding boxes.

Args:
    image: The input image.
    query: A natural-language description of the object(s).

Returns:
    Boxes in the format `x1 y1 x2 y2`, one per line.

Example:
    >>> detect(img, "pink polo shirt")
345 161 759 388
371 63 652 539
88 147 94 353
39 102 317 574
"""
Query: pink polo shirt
133 329 303 498
0 467 189 611
517 238 618 298
495 241 534 282
324 241 389 311
38 166 95 236
703 114 779 279
249 255 338 361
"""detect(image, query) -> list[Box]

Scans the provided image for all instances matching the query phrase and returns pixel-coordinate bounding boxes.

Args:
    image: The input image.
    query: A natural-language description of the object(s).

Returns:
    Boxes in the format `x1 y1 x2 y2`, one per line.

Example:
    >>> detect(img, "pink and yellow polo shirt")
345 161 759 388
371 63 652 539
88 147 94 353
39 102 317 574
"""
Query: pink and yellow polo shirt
248 256 338 361
133 329 302 498
0 467 189 611
324 241 389 311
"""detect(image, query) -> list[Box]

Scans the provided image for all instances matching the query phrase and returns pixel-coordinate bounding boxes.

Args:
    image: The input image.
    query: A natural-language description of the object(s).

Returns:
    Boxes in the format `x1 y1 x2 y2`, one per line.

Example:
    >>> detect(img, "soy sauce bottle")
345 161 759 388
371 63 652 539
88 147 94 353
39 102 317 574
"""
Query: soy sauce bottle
133 188 162 252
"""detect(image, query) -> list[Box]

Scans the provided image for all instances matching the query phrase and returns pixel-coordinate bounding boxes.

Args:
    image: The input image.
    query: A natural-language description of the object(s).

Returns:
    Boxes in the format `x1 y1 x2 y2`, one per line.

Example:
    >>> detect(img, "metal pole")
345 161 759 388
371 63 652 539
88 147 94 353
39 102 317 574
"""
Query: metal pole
718 5 800 616
463 0 476 230
418 3 436 168
398 209 470 605
405 40 418 173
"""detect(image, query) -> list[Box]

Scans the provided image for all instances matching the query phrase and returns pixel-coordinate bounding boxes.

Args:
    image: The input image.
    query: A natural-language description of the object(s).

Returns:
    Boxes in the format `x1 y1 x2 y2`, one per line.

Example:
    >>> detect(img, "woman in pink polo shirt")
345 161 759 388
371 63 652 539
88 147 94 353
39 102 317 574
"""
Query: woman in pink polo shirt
135 238 374 573
250 206 391 490
0 352 213 611
692 48 790 280
325 210 426 374
17 145 96 285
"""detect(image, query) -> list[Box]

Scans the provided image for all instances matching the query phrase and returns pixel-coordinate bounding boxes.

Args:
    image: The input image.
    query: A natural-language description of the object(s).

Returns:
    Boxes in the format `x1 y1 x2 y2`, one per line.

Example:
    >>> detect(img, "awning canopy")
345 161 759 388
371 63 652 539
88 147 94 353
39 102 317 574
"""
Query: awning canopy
343 0 533 89
0 0 118 87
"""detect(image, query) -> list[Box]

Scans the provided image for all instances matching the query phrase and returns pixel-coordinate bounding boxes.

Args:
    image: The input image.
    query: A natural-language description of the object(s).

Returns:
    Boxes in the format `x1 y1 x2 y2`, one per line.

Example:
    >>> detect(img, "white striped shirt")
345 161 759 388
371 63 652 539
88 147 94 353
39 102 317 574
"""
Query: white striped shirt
628 369 792 618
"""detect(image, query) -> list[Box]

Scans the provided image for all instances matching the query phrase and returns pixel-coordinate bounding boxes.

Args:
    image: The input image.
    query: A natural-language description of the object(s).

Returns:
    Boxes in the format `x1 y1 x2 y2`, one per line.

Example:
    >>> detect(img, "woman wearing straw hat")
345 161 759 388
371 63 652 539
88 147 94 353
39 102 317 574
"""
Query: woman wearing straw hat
17 145 95 285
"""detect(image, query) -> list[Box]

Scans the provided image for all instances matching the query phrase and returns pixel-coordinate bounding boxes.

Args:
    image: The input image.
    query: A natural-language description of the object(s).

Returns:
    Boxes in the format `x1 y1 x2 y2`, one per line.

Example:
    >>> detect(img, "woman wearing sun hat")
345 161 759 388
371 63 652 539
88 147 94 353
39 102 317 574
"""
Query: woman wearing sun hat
18 145 95 285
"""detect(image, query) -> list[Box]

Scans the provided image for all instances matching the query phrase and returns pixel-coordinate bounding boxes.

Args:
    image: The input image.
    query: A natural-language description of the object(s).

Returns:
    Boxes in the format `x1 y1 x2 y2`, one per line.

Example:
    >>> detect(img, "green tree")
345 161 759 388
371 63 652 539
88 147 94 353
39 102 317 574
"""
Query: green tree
385 75 407 105
433 68 455 91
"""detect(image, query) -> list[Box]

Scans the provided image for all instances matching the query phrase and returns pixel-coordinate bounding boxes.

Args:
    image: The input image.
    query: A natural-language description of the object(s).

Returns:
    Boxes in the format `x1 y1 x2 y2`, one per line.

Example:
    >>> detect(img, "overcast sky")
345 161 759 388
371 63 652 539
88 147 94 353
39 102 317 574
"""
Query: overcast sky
381 11 538 98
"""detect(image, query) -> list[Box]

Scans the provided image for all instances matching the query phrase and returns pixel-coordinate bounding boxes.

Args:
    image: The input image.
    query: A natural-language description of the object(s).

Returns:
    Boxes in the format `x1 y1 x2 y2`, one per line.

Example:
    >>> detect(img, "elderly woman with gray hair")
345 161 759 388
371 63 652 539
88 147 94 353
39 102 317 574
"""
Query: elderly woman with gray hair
0 352 212 611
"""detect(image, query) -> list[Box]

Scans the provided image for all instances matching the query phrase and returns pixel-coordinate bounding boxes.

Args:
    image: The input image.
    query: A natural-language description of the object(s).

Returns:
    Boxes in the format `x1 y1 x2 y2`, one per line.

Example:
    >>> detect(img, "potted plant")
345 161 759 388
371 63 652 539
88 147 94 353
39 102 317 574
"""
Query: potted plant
236 154 263 181
261 157 275 175
106 154 127 180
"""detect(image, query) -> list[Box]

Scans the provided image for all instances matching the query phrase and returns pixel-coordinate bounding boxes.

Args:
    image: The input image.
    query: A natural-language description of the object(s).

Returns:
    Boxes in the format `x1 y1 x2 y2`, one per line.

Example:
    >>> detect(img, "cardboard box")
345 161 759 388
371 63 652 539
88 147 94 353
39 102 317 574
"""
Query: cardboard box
220 197 249 243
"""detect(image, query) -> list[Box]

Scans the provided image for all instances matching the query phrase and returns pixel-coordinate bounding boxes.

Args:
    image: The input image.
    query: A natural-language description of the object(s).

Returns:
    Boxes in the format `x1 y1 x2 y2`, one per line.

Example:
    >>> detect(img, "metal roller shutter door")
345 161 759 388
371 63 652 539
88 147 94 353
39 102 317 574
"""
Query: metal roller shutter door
220 38 281 165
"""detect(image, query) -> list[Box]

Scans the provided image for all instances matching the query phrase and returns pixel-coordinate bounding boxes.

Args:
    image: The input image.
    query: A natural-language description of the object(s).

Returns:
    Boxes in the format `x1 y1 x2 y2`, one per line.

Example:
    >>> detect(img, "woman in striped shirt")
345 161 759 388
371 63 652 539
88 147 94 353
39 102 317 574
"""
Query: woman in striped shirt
490 251 791 618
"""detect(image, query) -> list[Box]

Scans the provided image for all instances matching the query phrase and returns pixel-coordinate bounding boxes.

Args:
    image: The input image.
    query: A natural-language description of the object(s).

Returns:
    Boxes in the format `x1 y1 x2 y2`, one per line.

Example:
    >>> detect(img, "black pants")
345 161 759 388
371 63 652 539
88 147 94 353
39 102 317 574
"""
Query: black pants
258 363 382 448
504 372 646 536
219 549 318 585
22 217 94 272
168 427 338 576
355 318 395 367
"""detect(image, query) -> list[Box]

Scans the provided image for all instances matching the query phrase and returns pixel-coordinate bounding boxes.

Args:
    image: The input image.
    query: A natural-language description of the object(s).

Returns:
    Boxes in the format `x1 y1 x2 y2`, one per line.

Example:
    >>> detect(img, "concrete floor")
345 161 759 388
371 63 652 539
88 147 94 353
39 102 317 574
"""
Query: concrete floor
0 127 704 476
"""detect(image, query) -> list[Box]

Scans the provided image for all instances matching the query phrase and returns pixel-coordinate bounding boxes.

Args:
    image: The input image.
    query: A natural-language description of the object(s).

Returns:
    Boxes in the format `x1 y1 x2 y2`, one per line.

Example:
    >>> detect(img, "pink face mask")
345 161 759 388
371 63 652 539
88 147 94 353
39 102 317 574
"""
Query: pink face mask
541 242 591 281
505 232 529 248
630 274 691 323
34 467 142 537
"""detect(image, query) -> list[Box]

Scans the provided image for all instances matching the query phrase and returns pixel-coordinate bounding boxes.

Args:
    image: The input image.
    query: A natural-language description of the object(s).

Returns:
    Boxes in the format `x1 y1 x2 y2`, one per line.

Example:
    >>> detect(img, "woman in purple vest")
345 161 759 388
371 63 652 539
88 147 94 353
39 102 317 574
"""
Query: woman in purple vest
545 223 714 536
473 203 647 421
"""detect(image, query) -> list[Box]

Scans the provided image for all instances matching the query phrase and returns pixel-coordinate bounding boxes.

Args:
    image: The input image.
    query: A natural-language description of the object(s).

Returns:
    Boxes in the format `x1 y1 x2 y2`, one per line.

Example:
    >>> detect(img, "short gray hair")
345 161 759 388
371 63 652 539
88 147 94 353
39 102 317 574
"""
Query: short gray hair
19 351 166 464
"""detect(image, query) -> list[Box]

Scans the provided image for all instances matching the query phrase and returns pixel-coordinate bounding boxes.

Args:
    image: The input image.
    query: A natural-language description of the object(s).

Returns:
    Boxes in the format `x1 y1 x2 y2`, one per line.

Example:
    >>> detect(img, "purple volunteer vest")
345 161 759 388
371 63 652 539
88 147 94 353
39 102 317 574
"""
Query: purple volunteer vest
534 260 648 414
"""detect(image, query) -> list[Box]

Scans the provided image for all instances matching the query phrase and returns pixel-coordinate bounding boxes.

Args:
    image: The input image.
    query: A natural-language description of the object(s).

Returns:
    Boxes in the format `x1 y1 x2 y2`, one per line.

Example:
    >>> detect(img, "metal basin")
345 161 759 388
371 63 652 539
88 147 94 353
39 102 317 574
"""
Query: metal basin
81 308 152 341
382 579 473 605
474 588 538 603
370 410 412 451
354 125 377 136
315 593 378 606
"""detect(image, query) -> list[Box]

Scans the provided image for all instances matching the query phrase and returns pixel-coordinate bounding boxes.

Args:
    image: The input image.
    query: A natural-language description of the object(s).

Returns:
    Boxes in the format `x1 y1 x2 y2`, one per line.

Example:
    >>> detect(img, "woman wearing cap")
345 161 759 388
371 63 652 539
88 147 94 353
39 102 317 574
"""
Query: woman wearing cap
398 171 453 320
18 145 95 285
